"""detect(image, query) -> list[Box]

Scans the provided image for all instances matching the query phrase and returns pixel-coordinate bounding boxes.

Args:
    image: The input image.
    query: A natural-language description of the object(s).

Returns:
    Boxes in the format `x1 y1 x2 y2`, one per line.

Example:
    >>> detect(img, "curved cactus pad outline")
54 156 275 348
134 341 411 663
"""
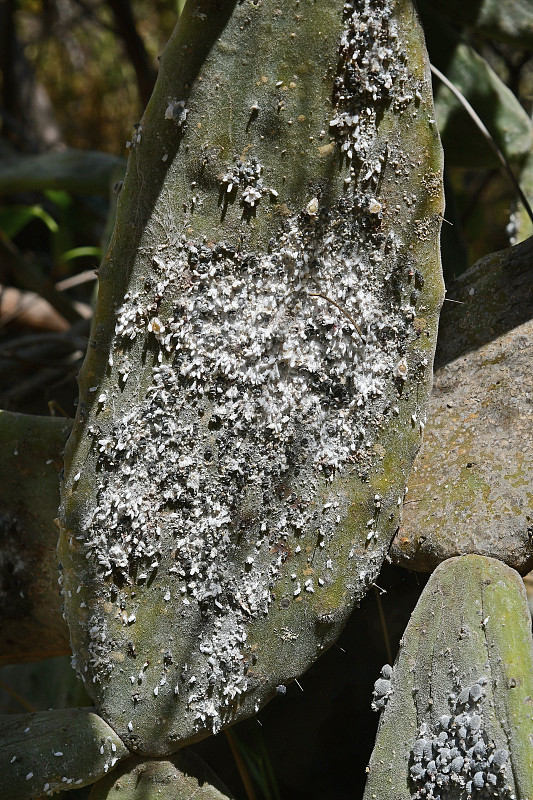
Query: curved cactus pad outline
392 237 533 576
59 0 443 755
364 554 533 800
88 749 234 800
0 708 130 800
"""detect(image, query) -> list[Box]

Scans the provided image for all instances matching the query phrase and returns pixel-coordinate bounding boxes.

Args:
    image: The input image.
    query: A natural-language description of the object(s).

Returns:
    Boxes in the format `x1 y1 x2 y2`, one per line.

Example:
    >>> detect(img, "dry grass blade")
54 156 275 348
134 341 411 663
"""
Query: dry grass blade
430 63 533 226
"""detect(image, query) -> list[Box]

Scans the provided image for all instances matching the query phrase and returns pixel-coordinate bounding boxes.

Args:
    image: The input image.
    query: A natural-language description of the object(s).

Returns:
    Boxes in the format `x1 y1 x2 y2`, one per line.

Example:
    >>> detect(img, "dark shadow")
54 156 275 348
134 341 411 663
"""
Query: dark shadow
435 235 533 370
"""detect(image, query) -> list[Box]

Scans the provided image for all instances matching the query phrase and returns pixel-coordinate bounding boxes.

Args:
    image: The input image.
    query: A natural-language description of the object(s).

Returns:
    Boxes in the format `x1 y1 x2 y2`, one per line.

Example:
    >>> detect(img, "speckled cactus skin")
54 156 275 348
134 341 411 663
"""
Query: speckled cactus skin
87 750 234 800
364 555 533 800
0 708 129 800
2 4 532 800
391 237 533 576
57 0 443 758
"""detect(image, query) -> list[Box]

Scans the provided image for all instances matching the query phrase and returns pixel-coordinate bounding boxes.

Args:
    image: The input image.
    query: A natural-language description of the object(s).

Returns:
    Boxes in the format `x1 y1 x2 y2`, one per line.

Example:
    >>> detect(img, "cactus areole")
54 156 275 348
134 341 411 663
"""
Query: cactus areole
59 0 444 755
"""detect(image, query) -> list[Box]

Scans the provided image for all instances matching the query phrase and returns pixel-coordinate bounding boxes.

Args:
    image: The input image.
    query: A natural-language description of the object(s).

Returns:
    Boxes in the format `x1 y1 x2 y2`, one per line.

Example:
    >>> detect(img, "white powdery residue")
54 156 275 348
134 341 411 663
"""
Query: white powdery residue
114 293 145 340
165 99 188 129
73 0 416 732
409 678 513 799
80 611 113 682
331 0 406 159
191 616 252 730
220 157 264 211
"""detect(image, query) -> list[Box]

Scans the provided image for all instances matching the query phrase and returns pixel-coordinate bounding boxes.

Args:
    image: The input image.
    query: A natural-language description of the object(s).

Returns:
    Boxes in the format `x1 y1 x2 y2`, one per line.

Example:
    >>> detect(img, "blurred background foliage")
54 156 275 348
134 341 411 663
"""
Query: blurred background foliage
0 2 532 799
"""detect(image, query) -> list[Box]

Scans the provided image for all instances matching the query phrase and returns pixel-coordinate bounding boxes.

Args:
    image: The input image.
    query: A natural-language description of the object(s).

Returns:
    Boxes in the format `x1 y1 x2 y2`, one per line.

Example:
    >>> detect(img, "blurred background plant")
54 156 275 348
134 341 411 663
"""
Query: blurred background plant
0 1 532 799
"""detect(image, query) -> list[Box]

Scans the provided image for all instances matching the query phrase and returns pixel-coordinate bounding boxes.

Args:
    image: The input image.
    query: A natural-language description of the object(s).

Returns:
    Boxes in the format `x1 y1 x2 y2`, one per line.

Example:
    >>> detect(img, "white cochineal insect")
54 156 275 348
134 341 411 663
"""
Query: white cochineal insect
371 663 394 712
45 0 444 793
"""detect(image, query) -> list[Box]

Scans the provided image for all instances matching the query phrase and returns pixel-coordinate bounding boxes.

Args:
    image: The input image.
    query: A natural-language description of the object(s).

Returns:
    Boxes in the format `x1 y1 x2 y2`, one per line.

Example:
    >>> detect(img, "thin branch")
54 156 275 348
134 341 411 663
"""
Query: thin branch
0 235 86 325
430 63 533 227
55 269 97 291
106 0 157 108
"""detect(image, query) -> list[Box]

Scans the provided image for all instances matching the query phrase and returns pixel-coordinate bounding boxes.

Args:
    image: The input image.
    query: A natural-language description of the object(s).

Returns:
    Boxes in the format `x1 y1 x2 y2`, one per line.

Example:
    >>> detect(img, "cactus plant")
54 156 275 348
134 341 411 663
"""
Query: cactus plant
391 236 533 574
3 0 532 797
57 0 442 761
87 750 233 800
364 555 533 799
0 708 129 800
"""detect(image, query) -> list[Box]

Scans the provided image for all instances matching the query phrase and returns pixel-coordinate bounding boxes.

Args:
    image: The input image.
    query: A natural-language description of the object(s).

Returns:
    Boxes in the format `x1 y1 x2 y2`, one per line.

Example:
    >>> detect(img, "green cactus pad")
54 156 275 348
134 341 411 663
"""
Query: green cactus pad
59 0 443 755
0 707 129 800
0 411 72 664
364 554 533 800
391 237 533 575
88 749 233 800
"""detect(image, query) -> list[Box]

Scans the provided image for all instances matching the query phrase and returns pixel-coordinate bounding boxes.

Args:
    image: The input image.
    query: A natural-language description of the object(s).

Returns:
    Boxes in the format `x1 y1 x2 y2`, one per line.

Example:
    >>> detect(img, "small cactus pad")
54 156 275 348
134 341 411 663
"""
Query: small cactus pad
363 555 533 800
0 411 71 664
0 707 129 800
59 0 443 754
88 750 233 800
391 237 533 575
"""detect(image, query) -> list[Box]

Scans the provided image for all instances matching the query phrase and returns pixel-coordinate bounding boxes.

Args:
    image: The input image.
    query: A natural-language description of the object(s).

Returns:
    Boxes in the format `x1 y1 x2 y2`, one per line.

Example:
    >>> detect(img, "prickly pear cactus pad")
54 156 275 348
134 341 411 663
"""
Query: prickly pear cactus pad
391 238 533 576
88 750 233 800
363 555 533 800
1 708 129 800
59 0 444 755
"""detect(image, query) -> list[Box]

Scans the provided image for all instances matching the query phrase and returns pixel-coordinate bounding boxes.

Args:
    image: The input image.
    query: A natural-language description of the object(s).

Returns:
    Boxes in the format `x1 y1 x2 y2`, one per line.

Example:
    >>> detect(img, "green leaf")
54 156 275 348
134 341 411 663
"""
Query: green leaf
44 190 74 212
363 555 533 800
0 204 59 239
423 0 533 49
59 0 444 756
60 246 102 263
0 707 129 800
419 5 533 168
435 45 533 168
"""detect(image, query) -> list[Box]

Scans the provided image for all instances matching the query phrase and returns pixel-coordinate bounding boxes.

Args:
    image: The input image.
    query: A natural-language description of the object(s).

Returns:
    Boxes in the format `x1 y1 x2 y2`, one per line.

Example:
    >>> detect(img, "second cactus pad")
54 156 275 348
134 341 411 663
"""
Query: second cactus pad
364 555 533 800
59 0 444 755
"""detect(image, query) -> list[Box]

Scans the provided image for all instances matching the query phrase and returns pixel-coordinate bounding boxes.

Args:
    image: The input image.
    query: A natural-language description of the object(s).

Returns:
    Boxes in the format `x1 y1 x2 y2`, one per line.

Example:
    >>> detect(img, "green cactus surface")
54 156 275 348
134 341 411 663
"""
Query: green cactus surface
0 411 72 664
88 749 233 800
364 554 533 800
59 0 443 755
0 707 130 800
391 237 533 575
